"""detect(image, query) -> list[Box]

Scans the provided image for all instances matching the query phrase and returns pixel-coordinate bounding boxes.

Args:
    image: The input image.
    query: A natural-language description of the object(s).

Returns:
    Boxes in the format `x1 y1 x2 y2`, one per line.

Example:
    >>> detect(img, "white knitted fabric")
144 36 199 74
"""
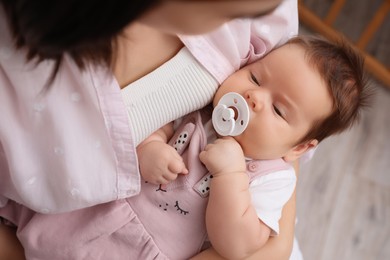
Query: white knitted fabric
121 47 219 146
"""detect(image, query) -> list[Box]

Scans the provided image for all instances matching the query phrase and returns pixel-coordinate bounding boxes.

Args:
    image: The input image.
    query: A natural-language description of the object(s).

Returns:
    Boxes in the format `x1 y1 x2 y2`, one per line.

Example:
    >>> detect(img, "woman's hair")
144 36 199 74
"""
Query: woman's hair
288 35 371 144
1 0 159 78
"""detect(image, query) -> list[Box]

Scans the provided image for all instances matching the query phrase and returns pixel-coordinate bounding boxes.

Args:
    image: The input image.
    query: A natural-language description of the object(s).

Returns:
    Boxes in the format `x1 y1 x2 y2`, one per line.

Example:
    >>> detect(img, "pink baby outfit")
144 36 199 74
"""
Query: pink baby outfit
127 111 210 259
0 110 292 260
127 110 292 259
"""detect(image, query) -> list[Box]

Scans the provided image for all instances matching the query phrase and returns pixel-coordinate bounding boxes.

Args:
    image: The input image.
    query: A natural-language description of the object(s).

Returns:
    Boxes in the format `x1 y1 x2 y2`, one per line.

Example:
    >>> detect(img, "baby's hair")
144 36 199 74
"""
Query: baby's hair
287 35 371 144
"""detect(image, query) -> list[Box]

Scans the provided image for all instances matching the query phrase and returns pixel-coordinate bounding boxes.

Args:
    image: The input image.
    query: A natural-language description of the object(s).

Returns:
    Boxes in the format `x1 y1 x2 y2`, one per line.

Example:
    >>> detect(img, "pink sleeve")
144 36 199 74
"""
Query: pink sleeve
180 0 298 84
0 10 140 213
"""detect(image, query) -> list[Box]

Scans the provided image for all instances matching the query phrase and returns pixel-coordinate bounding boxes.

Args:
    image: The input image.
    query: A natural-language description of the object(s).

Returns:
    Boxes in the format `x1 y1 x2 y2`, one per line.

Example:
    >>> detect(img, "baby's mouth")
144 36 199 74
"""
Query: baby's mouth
212 92 250 136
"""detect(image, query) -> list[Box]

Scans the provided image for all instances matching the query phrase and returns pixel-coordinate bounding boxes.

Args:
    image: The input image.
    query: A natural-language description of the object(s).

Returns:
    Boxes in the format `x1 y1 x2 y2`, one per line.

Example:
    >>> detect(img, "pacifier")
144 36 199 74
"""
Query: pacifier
212 92 250 136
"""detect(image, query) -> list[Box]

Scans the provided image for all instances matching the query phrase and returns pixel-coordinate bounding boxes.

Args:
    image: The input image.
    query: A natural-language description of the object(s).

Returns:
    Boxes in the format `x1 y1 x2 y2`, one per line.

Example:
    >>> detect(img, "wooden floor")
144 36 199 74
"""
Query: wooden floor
295 1 390 258
296 84 390 260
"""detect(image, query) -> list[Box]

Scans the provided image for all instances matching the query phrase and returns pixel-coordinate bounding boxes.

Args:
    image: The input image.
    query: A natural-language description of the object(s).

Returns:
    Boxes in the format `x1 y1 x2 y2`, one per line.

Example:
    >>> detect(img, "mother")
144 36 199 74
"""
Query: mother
0 0 299 259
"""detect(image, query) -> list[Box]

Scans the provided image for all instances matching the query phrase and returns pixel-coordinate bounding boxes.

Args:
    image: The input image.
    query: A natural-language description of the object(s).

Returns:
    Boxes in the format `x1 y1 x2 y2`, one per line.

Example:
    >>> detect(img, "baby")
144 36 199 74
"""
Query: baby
135 35 370 259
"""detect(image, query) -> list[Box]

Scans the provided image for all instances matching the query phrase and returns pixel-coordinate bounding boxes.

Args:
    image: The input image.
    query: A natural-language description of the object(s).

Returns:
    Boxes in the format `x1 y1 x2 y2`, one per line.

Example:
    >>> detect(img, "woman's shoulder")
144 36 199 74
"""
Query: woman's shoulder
179 0 298 83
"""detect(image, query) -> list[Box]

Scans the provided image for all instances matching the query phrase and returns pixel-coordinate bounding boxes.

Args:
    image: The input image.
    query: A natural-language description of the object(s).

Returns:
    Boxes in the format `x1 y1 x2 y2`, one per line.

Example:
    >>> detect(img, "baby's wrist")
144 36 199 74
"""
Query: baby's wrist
210 170 246 178
209 170 249 191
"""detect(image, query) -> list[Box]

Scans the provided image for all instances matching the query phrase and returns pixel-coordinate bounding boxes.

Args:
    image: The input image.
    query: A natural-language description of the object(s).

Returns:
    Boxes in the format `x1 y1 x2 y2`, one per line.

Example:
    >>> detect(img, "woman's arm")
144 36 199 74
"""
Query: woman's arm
0 223 25 260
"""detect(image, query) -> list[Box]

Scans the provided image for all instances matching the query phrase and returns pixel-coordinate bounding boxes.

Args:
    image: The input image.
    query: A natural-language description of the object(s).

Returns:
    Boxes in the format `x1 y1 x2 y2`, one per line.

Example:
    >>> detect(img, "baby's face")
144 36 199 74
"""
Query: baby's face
213 43 333 161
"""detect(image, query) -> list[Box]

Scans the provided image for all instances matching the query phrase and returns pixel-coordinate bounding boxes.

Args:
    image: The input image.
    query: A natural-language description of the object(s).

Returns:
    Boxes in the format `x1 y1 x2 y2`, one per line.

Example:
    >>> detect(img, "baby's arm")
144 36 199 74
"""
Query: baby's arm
190 190 296 260
199 137 271 259
137 123 188 184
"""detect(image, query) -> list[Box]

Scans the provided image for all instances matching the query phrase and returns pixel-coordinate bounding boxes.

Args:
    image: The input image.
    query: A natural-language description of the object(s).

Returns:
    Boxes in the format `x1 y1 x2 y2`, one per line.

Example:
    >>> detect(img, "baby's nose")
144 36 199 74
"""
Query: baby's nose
245 90 265 112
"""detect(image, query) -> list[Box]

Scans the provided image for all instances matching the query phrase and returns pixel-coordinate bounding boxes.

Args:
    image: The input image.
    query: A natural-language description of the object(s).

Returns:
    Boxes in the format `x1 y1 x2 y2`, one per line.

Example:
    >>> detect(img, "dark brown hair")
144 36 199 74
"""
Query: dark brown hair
287 35 371 143
1 0 159 82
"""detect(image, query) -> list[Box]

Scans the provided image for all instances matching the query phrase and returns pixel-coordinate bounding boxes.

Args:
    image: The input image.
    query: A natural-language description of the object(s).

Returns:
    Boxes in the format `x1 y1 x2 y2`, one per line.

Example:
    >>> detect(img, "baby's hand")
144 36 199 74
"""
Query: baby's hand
138 141 188 185
199 137 246 176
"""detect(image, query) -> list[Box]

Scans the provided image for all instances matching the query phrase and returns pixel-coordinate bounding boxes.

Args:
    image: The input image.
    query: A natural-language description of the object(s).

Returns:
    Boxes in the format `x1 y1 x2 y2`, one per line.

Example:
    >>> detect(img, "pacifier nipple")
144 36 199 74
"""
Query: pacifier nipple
212 92 250 136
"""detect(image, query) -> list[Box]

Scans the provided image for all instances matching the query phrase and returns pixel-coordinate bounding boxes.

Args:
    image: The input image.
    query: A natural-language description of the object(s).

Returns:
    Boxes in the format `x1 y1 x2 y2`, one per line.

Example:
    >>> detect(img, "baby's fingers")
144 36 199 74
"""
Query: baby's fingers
168 159 188 175
199 150 209 165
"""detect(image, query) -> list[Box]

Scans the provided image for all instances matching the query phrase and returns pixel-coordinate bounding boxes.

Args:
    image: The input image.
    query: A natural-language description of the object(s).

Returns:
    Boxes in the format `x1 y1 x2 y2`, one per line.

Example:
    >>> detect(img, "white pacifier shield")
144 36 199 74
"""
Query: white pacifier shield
212 92 250 136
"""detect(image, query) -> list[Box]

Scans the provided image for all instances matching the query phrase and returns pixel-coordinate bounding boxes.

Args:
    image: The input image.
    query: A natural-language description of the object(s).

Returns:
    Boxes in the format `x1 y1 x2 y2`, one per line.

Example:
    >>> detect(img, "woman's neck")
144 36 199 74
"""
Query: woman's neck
113 22 184 88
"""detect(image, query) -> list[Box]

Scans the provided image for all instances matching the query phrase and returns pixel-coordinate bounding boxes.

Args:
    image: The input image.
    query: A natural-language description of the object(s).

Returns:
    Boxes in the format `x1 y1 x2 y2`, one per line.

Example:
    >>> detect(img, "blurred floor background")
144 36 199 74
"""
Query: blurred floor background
295 1 390 259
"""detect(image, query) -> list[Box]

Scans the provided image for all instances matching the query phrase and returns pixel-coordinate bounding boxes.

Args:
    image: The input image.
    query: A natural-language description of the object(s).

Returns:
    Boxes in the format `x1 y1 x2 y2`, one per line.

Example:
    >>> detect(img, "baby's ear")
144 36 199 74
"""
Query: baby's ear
283 139 318 162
